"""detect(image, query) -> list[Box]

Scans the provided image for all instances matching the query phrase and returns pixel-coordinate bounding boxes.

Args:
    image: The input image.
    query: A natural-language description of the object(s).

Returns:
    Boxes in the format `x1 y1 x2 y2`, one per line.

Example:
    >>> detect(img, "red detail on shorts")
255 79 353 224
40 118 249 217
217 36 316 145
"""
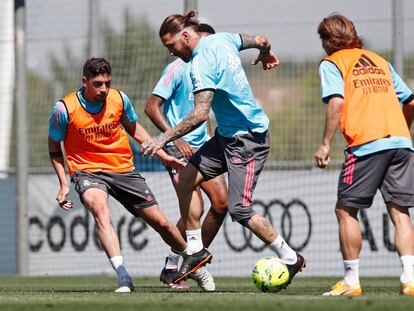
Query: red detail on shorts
231 157 242 164
146 195 154 202
343 154 356 185
242 158 255 206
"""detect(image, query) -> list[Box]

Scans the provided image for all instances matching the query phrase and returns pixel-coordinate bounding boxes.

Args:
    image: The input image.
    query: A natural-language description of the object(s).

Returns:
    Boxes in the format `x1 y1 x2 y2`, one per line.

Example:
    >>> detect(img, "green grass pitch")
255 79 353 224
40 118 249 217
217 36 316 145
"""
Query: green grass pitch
0 276 412 311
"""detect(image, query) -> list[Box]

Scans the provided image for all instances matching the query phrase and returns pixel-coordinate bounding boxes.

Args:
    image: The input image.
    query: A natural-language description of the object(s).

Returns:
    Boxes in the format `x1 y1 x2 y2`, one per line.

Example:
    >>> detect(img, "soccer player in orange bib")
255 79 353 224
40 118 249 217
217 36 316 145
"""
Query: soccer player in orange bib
48 58 187 293
315 14 414 296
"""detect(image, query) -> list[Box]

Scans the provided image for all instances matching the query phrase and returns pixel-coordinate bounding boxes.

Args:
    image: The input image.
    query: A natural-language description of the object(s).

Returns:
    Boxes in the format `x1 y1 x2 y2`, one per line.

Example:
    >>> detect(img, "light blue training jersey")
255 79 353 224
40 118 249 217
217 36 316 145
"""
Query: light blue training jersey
152 58 209 149
48 88 138 142
319 60 414 156
190 32 269 138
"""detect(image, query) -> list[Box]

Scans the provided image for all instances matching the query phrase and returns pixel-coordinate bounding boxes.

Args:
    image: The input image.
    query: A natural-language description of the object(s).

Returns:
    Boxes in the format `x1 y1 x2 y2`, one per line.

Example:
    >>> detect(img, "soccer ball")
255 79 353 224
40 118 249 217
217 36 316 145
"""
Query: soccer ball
252 256 289 293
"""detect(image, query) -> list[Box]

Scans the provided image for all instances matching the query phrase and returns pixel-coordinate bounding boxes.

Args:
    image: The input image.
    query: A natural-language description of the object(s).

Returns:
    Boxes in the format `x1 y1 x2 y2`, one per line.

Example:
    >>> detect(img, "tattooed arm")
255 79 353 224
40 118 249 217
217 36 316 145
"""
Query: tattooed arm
240 34 271 52
240 34 279 70
144 94 194 159
141 90 214 156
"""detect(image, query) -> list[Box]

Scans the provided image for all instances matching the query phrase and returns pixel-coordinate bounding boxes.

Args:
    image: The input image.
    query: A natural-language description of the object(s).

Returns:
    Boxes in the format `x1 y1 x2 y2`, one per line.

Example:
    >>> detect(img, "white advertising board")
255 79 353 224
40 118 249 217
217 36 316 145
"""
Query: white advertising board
28 171 409 277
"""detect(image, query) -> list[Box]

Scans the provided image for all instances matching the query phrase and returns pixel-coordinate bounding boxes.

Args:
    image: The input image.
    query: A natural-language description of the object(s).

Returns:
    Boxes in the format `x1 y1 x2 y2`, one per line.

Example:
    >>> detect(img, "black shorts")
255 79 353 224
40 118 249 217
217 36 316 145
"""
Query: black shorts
163 145 194 177
189 130 270 222
71 170 158 215
338 149 414 208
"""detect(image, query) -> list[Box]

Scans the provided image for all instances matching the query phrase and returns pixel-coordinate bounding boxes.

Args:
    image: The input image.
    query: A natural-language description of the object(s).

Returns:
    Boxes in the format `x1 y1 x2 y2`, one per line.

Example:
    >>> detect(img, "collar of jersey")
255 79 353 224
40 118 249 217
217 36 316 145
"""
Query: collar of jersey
77 88 105 114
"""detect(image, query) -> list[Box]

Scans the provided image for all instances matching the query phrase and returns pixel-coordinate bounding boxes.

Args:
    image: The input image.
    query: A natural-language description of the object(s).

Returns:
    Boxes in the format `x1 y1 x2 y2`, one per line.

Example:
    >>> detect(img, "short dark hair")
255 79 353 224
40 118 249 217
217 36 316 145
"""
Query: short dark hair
159 10 199 37
197 23 215 34
82 58 112 78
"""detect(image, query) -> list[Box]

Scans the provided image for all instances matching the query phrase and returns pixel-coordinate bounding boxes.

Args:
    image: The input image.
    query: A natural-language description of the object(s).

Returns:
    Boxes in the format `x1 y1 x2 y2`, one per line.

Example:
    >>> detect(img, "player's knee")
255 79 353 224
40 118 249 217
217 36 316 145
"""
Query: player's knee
210 197 228 214
89 202 107 218
210 203 227 217
176 169 199 192
87 200 109 222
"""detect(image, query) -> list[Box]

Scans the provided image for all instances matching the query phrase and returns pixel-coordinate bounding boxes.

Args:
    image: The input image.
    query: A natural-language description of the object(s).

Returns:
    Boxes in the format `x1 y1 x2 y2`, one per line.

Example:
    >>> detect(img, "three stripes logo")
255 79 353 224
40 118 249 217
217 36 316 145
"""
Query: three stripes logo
352 54 385 76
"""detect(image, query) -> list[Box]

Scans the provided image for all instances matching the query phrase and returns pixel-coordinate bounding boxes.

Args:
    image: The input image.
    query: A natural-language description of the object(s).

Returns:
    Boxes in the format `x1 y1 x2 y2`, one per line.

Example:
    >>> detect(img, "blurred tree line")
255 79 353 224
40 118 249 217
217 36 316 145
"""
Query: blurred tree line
20 11 414 171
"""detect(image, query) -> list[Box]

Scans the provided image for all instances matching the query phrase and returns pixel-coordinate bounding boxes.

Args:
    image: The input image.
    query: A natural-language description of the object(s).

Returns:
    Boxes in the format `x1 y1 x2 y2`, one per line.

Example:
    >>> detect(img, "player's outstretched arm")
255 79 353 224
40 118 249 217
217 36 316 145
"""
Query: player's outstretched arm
145 94 193 158
141 90 213 157
126 122 185 171
314 97 343 169
240 34 279 70
48 137 73 211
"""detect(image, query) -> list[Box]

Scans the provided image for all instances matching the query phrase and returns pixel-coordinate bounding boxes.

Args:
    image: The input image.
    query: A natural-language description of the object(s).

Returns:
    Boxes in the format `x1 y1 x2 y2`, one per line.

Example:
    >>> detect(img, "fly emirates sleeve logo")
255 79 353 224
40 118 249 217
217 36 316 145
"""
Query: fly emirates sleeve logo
352 54 391 95
77 121 118 142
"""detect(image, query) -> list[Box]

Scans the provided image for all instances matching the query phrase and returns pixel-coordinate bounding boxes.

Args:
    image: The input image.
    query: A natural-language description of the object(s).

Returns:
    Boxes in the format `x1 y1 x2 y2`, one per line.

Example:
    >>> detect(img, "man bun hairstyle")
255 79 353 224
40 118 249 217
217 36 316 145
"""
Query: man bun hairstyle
83 58 111 79
159 10 199 37
197 23 215 34
317 14 363 55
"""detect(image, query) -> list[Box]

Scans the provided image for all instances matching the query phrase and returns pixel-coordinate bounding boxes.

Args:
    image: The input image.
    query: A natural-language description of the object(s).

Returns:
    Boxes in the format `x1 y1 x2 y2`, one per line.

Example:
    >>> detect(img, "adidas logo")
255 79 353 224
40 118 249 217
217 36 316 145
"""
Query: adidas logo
352 54 385 76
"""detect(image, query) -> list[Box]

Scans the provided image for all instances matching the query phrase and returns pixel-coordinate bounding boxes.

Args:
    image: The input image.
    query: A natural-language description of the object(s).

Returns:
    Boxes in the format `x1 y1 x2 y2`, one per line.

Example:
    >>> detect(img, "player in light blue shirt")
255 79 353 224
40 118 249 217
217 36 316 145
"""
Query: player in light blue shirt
150 58 209 149
145 24 228 291
319 60 414 156
143 12 306 286
190 32 269 138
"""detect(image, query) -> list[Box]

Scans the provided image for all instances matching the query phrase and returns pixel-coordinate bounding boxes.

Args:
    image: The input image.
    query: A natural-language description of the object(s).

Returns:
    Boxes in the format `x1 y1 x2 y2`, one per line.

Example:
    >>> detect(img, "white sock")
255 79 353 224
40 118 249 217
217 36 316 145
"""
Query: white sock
400 255 414 283
165 251 181 270
343 259 360 286
186 229 203 255
110 256 129 278
268 235 297 264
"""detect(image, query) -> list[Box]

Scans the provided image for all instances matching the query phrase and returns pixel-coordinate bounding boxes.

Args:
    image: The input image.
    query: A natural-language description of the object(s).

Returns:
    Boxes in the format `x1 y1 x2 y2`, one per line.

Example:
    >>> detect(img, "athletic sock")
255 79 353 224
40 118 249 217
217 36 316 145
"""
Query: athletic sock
110 256 129 279
165 250 181 270
269 235 297 264
400 255 414 283
186 228 203 255
343 259 360 286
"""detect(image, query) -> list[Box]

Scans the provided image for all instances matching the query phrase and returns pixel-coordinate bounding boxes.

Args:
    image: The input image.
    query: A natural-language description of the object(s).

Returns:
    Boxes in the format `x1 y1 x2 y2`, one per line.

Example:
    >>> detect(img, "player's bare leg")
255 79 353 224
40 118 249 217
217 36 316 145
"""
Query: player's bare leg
336 202 362 260
137 204 187 252
173 164 213 284
82 188 133 292
245 214 306 287
323 201 362 296
175 163 205 230
139 204 193 288
199 174 228 247
387 202 414 295
172 174 227 246
165 174 225 290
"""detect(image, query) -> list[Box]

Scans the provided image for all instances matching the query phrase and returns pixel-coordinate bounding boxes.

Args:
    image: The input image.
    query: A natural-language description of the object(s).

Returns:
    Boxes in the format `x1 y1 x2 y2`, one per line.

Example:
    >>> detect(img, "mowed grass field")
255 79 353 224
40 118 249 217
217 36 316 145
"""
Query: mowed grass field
0 276 412 311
